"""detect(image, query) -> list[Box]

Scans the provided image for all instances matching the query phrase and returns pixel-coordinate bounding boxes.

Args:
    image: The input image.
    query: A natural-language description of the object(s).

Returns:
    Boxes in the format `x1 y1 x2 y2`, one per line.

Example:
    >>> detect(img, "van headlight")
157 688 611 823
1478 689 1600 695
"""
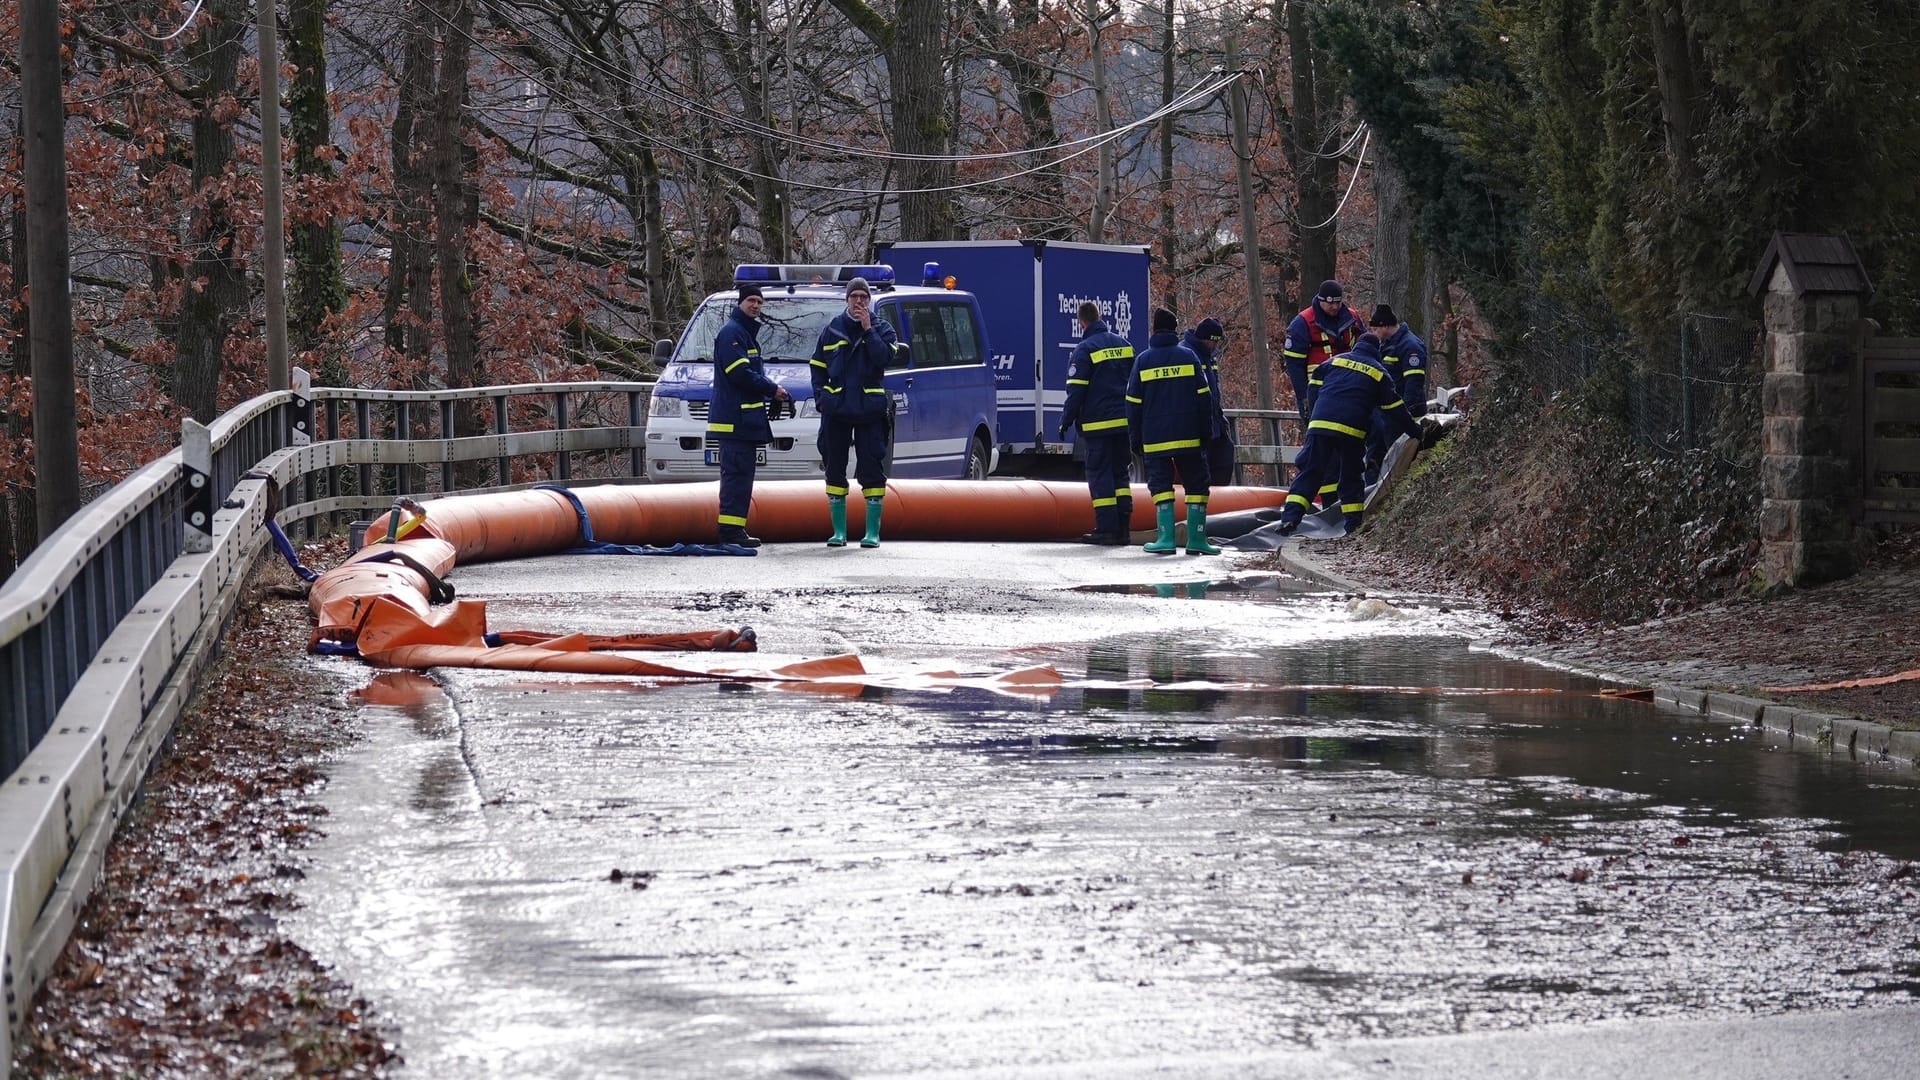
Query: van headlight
648 395 685 418
792 398 817 418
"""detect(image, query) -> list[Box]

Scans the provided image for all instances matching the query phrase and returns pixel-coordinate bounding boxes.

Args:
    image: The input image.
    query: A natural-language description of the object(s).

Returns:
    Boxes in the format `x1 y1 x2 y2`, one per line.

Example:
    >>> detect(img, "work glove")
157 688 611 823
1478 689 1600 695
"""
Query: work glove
1419 416 1444 450
1057 422 1071 442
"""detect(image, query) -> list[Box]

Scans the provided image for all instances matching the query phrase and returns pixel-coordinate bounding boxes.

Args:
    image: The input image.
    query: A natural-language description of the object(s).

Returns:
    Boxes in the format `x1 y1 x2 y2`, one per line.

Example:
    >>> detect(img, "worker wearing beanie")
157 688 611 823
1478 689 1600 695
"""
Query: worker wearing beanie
810 275 899 547
1273 317 1421 538
1281 280 1366 422
1361 303 1428 489
1059 300 1136 545
1181 316 1237 485
1125 308 1219 555
710 282 789 547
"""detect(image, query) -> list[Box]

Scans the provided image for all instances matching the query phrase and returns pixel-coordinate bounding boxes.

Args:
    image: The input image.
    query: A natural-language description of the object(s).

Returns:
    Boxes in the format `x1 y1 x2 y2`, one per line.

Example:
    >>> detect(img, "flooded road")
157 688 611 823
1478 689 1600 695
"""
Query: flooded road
292 543 1920 1077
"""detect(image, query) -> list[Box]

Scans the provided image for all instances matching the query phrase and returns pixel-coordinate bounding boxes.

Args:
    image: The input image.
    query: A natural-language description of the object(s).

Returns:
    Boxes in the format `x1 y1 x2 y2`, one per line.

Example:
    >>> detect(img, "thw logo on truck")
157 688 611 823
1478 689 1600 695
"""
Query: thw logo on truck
1057 291 1135 339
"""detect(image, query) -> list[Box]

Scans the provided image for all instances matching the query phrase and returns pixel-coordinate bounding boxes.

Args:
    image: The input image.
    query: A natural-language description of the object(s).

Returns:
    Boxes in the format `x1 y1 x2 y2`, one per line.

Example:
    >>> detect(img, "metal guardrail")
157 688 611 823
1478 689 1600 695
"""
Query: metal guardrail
0 371 654 1069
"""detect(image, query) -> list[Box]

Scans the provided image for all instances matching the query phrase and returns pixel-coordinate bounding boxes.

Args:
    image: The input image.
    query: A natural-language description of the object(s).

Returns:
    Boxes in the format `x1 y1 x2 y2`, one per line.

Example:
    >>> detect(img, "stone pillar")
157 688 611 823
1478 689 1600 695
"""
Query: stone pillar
1757 267 1859 587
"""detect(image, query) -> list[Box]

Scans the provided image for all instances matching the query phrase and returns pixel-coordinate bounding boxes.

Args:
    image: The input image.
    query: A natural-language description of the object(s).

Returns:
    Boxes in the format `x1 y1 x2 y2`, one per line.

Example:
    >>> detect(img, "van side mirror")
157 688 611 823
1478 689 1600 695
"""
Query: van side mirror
888 341 912 371
651 338 675 363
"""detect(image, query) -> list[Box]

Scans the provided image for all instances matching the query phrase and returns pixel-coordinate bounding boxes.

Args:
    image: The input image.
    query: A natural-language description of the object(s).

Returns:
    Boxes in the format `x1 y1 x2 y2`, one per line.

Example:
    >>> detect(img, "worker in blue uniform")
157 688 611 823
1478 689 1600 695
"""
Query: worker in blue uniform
1182 316 1236 486
811 276 897 548
1274 328 1421 537
1281 279 1365 423
709 283 789 547
1059 301 1136 545
1126 308 1219 555
1361 304 1428 489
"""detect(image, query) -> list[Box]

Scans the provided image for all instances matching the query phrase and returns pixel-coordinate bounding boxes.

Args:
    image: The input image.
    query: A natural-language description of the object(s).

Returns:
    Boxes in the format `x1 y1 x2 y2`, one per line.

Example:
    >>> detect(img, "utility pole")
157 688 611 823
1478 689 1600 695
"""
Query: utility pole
1226 36 1275 447
20 0 81 537
259 0 290 390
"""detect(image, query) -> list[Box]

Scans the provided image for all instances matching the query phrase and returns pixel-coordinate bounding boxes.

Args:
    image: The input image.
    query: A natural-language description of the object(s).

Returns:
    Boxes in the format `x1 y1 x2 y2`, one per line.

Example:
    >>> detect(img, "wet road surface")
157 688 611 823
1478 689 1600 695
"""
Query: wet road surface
292 542 1920 1077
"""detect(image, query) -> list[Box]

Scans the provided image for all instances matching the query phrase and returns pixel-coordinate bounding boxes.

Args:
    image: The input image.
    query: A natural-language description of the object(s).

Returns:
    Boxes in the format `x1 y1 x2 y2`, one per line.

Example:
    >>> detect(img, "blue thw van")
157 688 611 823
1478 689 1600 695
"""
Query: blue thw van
643 264 1000 482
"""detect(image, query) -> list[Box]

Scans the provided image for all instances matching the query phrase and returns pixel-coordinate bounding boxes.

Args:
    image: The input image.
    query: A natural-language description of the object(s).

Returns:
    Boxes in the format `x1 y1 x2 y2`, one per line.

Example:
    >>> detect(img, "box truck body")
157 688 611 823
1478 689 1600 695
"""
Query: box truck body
876 240 1152 468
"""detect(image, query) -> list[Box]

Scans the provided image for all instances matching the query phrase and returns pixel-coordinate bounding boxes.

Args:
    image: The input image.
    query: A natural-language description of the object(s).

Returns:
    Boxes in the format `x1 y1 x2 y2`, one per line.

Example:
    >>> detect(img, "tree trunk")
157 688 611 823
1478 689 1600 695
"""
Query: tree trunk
171 0 250 422
1085 0 1113 244
1158 0 1176 268
1647 0 1701 189
383 7 437 369
1372 147 1411 316
724 0 791 258
3 168 33 570
1279 0 1337 307
431 0 478 398
288 0 347 379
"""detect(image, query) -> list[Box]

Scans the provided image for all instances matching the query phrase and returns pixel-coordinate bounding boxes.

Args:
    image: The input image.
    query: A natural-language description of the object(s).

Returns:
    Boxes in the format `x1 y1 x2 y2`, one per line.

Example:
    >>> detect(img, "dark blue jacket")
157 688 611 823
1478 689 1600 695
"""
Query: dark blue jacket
1310 335 1421 442
811 310 898 423
1125 333 1210 457
710 306 778 445
1377 323 1429 418
1061 320 1134 437
1182 329 1230 439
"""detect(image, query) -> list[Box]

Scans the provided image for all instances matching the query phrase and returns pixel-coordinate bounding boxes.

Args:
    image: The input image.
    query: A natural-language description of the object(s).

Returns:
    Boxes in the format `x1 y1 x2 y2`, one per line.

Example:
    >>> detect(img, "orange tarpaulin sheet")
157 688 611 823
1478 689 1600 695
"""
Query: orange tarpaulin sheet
1764 666 1920 693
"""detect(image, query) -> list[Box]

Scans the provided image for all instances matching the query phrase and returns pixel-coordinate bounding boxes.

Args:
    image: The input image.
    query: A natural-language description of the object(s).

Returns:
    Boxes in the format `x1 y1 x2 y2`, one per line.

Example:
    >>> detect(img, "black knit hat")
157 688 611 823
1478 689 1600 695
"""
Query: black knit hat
1316 279 1344 302
1368 304 1399 328
1195 317 1225 341
738 282 764 302
1152 307 1178 334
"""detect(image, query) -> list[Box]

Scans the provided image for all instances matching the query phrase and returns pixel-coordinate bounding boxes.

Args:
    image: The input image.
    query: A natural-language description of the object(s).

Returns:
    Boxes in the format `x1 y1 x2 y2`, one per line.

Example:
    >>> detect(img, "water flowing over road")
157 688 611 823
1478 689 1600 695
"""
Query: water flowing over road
291 542 1920 1078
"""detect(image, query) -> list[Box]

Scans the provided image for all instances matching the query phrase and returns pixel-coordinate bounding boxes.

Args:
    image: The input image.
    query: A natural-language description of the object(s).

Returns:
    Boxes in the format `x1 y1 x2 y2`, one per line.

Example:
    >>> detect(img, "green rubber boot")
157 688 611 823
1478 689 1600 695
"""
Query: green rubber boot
1185 504 1221 555
861 497 883 548
827 495 848 547
1143 502 1179 554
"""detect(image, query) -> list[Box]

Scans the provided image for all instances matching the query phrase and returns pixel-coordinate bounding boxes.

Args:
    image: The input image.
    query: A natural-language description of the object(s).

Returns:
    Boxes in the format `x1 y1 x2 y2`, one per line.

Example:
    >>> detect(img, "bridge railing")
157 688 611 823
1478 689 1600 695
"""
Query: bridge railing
0 372 653 1068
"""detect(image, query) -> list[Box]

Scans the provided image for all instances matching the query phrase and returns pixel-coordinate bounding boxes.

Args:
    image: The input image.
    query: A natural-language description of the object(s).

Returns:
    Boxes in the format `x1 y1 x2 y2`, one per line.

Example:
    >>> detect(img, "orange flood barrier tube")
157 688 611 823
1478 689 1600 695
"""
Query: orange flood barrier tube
310 479 1288 673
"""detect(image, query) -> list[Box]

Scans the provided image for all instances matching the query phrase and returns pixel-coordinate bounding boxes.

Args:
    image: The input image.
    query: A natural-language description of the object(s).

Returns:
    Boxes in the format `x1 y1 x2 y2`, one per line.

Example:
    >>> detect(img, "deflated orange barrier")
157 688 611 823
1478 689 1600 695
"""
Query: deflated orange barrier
309 479 1289 684
1764 666 1920 693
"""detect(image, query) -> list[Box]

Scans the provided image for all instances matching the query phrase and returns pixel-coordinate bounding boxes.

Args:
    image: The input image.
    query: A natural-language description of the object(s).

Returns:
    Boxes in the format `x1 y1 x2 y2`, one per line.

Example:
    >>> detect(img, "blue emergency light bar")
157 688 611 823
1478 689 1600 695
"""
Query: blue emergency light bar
733 264 897 289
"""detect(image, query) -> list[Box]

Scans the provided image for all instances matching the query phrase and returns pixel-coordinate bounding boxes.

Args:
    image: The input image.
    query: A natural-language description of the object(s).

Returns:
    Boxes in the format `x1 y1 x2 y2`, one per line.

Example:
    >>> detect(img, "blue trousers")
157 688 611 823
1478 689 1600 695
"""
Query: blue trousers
1147 453 1209 505
820 418 888 497
1280 430 1365 528
1081 431 1133 534
717 441 760 530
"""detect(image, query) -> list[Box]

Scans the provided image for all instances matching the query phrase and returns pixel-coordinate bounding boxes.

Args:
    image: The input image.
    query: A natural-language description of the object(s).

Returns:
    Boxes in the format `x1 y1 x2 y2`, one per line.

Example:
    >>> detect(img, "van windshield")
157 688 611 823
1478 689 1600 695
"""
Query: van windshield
676 296 843 363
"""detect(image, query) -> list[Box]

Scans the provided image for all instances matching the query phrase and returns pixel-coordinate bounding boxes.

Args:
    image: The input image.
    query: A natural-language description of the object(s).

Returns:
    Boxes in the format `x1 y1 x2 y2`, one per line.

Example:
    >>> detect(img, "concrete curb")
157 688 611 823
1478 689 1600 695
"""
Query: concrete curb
1275 539 1920 771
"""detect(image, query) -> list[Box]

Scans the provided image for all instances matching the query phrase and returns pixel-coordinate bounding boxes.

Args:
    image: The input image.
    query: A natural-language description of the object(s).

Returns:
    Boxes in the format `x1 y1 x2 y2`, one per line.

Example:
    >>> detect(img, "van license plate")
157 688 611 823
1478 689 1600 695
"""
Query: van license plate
704 448 767 466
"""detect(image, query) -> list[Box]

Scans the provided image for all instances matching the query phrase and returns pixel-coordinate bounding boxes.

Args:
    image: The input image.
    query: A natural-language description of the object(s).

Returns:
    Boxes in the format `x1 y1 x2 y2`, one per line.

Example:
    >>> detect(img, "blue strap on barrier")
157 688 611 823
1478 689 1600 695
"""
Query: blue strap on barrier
534 482 757 557
312 640 360 657
266 520 321 582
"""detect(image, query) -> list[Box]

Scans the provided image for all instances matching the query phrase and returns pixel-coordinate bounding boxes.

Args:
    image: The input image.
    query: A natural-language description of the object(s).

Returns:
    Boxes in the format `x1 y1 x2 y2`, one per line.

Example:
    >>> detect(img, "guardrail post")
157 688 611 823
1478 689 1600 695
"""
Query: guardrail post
355 399 372 501
495 394 511 485
554 392 572 481
440 399 456 493
628 389 644 477
182 418 213 554
397 402 412 496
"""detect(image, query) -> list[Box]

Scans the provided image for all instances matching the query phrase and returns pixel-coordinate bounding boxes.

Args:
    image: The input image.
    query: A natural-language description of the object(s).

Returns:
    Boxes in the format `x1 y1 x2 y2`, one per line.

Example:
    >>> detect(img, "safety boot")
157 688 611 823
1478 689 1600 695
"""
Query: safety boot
827 495 848 547
1114 497 1135 543
717 527 762 549
1184 504 1221 555
1079 506 1124 545
1143 502 1179 554
861 497 884 548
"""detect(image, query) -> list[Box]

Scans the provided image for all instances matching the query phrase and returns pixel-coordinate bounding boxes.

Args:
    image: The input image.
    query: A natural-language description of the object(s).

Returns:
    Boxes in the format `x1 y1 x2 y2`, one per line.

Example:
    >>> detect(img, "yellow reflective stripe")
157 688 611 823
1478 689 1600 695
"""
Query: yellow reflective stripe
1318 483 1339 494
1092 497 1118 508
1282 349 1308 359
1066 378 1090 386
1197 386 1211 395
864 387 887 394
1342 502 1364 513
1125 395 1142 404
822 340 846 352
709 422 735 432
1310 419 1368 438
1308 374 1324 386
742 401 765 409
1185 494 1208 505
825 485 849 496
1089 346 1134 363
1381 399 1405 411
1403 367 1426 377
1330 356 1384 380
1286 493 1311 508
1083 417 1127 432
1138 364 1196 382
862 487 886 498
725 358 751 373
718 514 748 526
822 386 842 395
810 359 827 369
1152 491 1176 504
1143 437 1201 453
1112 487 1130 499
